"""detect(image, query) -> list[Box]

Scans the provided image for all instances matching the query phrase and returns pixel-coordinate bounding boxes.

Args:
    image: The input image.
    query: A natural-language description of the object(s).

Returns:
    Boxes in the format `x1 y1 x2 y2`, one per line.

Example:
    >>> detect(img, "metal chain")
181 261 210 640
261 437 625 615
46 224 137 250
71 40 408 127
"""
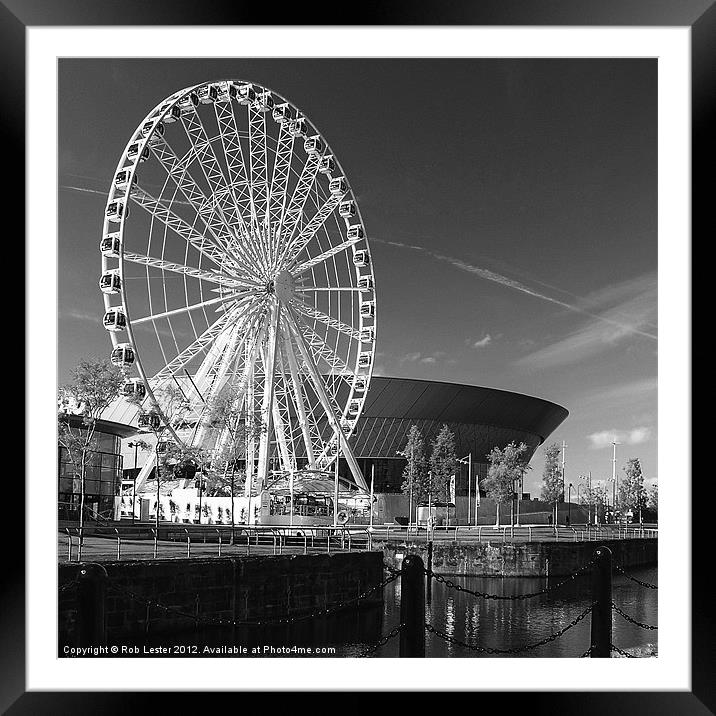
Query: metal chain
357 624 403 657
424 603 594 655
427 559 595 601
580 646 593 658
610 643 636 657
59 578 81 593
108 570 402 629
613 563 657 589
611 602 658 630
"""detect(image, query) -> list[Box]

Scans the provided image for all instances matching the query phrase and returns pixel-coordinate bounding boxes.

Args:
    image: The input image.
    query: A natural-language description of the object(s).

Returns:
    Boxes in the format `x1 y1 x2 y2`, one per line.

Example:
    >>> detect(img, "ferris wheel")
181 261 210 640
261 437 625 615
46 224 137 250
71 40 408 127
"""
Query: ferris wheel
99 80 376 492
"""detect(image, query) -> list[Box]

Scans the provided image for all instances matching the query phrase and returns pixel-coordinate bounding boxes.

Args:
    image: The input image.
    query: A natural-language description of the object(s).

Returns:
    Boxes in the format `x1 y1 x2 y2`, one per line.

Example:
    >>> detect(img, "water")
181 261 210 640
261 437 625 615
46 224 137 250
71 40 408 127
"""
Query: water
112 565 657 658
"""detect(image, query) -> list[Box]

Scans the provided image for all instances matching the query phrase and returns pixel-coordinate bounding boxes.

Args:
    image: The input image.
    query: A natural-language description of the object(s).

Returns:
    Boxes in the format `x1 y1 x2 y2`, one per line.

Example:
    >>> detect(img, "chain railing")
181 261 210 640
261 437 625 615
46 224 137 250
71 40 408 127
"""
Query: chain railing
60 563 401 656
613 562 658 589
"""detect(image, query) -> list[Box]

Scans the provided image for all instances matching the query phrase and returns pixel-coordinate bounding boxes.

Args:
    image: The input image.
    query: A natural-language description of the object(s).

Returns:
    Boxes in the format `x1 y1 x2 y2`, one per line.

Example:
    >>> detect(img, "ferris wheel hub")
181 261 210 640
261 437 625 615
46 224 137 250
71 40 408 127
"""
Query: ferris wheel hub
273 269 295 302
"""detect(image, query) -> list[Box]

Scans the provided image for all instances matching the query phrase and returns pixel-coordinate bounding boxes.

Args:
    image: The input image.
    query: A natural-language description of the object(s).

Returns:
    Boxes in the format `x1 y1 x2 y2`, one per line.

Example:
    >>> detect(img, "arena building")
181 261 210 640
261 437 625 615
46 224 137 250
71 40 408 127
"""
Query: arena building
60 377 569 523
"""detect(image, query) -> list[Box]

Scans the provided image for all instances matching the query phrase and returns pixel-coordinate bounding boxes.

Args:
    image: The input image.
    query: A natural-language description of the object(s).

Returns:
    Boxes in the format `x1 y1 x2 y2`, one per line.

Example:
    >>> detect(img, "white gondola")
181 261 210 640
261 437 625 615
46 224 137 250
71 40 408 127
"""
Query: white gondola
329 176 348 196
272 102 292 123
111 344 135 368
114 169 136 190
358 352 372 369
255 90 274 111
213 81 233 103
348 400 362 417
196 85 218 104
319 154 335 174
127 143 150 163
121 378 145 398
103 307 127 331
100 232 121 257
106 201 128 222
341 421 353 435
360 326 374 343
347 224 364 240
289 116 308 138
339 200 356 218
357 276 373 293
237 84 256 104
352 249 370 267
304 135 323 156
138 412 162 432
141 120 164 137
360 300 375 318
176 92 199 115
99 270 122 295
354 377 367 392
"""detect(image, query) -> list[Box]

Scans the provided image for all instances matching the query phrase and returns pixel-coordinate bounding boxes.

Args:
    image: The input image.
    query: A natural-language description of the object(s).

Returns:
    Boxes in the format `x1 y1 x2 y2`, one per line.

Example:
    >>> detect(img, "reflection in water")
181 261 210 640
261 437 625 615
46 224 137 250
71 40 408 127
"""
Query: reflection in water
110 565 656 658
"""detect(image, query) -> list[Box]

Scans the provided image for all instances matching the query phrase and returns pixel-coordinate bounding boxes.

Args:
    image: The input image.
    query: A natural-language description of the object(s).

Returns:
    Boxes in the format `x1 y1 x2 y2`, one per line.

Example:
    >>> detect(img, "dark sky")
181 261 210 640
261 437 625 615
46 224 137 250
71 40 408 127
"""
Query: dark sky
58 58 657 494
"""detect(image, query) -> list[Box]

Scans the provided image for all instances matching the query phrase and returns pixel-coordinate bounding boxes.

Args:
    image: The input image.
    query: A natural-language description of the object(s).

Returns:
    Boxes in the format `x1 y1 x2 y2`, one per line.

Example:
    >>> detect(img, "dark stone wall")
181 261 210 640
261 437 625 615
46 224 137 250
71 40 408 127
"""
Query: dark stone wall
59 552 383 646
381 539 657 577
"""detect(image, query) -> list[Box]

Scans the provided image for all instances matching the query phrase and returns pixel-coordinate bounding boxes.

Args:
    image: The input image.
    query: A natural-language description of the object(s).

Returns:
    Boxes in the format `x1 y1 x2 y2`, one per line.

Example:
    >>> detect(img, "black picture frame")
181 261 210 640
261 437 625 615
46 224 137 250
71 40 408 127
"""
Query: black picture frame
9 0 706 710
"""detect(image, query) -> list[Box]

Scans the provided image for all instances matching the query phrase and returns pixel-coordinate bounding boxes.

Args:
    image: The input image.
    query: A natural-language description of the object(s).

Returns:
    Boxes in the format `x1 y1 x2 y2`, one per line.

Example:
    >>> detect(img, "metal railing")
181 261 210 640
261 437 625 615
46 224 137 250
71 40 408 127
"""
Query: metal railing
59 524 375 562
370 523 657 544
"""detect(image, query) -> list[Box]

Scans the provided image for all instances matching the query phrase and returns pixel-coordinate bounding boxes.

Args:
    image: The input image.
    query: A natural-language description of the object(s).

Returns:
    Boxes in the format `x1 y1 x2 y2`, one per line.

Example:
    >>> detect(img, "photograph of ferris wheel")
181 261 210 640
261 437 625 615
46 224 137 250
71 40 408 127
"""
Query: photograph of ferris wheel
58 57 658 660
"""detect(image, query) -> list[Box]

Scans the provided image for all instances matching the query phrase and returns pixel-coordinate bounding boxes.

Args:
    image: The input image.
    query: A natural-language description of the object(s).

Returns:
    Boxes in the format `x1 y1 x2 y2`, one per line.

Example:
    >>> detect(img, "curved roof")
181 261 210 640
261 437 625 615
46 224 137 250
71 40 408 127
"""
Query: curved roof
360 377 568 444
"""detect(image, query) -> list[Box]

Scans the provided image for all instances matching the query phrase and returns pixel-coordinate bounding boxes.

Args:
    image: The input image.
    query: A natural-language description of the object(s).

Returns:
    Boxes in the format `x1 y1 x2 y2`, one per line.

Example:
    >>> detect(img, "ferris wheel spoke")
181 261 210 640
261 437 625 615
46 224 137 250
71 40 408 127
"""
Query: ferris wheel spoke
267 122 295 266
150 136 258 279
213 99 253 234
129 184 229 272
290 235 364 278
256 303 280 482
122 250 257 289
291 312 353 389
273 153 321 271
149 305 243 385
247 104 270 231
280 327 317 467
132 290 256 326
284 307 368 491
181 108 272 277
279 191 345 272
294 286 363 293
290 298 362 342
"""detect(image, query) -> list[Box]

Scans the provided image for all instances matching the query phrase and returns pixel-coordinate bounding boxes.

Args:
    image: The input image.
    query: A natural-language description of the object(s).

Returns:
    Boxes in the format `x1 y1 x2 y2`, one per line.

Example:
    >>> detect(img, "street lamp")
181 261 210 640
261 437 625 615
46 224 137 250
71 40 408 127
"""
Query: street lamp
127 440 140 524
568 483 573 525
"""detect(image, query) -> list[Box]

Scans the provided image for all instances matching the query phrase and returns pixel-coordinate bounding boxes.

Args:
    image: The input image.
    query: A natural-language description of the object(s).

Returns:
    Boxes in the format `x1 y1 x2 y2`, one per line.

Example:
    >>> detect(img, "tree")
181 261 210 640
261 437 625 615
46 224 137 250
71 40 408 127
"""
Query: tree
540 443 562 525
485 441 530 528
618 458 647 523
397 425 428 518
58 358 124 558
429 425 457 504
579 484 608 524
133 384 197 531
647 482 658 513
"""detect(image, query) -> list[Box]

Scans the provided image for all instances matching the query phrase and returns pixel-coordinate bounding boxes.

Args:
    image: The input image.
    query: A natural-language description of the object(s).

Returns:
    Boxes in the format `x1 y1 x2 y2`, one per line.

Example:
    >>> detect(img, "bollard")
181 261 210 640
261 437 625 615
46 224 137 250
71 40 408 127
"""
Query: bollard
76 563 107 648
590 546 613 657
399 555 426 657
426 541 433 606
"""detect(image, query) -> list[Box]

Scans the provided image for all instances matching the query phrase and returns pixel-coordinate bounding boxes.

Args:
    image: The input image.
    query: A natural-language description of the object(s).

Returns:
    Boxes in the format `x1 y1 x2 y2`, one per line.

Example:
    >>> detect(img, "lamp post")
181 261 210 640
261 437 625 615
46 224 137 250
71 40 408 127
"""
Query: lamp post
568 483 573 525
128 440 139 524
458 454 472 527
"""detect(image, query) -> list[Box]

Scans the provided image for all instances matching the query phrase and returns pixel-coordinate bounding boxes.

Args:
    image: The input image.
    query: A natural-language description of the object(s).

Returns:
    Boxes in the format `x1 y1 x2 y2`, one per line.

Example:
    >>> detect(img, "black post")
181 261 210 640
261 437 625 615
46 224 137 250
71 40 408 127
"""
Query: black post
76 564 107 648
590 546 612 657
399 555 425 657
426 541 433 606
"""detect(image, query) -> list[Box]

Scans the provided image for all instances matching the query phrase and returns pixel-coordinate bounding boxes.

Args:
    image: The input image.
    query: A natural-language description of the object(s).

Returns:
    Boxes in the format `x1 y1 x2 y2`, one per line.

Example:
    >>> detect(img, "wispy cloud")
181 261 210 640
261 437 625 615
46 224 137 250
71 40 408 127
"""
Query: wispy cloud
579 377 658 406
61 308 100 323
472 334 493 349
373 238 657 341
588 427 653 449
515 274 657 369
400 350 446 365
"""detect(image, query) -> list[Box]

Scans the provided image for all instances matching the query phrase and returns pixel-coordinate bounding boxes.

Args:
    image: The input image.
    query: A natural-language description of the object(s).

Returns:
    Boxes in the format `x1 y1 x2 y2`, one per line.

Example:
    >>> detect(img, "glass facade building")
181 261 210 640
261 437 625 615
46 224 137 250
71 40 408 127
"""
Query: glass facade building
58 415 134 520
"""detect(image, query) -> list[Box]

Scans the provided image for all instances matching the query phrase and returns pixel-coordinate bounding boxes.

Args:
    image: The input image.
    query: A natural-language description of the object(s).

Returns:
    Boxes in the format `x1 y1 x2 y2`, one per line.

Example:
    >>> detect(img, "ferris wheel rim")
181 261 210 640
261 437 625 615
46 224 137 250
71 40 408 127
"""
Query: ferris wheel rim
101 79 377 478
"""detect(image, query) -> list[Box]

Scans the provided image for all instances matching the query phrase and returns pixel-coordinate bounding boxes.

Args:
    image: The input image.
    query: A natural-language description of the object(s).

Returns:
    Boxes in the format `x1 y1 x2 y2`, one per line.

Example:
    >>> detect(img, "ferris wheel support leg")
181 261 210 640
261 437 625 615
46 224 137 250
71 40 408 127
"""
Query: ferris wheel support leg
285 308 368 492
282 331 316 468
256 304 280 487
